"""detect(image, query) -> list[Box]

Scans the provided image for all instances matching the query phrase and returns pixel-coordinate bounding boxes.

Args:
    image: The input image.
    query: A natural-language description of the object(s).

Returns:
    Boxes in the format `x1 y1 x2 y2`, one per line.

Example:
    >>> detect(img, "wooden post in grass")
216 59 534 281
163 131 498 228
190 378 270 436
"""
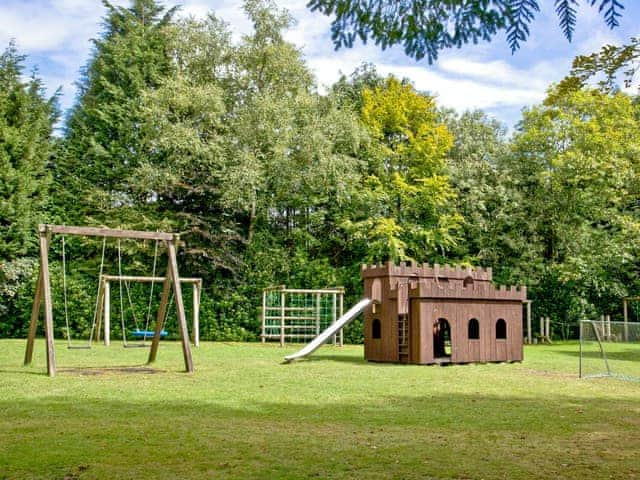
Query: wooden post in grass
149 270 172 363
526 301 532 344
166 240 193 372
540 316 544 342
103 281 110 346
148 239 193 372
623 298 629 341
545 317 551 344
523 300 533 345
332 291 337 345
315 292 321 337
339 291 344 347
24 226 56 376
95 278 109 346
24 269 43 367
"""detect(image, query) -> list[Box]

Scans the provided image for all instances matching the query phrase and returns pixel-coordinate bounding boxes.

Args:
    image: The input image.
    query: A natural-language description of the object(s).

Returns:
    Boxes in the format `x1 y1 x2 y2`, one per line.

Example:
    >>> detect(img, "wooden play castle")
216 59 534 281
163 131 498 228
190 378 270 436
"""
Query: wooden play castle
362 262 526 364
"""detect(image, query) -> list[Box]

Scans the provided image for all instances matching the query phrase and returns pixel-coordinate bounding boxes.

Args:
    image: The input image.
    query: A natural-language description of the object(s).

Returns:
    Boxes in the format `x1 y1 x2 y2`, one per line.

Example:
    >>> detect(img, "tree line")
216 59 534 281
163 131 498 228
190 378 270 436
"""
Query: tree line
1 0 639 342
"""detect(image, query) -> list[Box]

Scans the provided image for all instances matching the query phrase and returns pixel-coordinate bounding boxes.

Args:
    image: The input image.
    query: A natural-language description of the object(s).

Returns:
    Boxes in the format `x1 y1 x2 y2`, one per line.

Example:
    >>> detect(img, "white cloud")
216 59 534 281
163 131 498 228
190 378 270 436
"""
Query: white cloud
2 0 638 130
178 2 212 19
438 58 555 91
377 64 545 111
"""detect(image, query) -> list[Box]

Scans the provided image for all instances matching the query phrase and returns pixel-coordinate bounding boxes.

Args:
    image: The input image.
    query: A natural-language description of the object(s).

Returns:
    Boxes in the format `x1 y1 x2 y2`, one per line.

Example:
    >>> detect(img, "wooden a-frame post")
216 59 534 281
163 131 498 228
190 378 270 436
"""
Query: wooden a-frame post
147 240 193 372
24 226 56 376
24 224 194 376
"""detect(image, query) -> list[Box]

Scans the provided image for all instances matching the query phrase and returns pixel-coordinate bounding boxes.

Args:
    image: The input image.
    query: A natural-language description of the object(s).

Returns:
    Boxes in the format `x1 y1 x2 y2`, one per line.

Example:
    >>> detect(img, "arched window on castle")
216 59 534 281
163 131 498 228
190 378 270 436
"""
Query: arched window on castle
496 319 507 339
468 318 480 340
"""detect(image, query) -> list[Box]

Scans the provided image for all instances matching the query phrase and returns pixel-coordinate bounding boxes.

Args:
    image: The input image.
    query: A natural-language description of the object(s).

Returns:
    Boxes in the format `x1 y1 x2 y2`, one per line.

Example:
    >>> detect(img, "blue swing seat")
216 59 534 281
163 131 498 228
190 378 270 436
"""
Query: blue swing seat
131 329 168 338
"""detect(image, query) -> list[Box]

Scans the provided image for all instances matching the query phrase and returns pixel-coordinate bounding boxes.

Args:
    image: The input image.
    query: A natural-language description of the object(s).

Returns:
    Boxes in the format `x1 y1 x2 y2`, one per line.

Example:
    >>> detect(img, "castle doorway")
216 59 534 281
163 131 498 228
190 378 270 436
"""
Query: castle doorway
434 318 452 359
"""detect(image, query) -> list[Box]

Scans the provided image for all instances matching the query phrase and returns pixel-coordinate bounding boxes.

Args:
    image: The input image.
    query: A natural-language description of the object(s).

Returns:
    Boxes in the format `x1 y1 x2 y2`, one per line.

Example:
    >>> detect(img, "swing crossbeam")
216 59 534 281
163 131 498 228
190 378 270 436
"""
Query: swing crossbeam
42 225 174 241
24 224 195 376
101 275 201 283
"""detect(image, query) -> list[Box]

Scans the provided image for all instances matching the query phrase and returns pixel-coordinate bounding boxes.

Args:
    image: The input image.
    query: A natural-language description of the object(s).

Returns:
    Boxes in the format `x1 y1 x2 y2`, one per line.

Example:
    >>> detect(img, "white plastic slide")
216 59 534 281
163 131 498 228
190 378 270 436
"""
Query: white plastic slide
284 298 372 362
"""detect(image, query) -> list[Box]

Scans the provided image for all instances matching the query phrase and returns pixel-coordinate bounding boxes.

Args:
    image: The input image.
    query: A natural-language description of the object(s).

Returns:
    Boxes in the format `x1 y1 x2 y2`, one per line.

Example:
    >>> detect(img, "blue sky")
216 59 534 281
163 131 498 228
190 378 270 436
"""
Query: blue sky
1 0 639 130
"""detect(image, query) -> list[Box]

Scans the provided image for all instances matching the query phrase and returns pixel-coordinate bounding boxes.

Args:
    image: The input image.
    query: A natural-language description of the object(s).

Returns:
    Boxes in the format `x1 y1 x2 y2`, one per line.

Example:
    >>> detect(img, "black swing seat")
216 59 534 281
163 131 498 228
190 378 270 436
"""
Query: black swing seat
67 345 92 350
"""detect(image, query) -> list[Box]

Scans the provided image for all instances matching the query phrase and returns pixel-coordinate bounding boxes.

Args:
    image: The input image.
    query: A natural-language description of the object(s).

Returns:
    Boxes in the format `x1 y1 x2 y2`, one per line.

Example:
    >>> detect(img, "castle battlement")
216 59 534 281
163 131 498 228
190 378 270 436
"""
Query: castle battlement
403 279 526 302
361 261 493 282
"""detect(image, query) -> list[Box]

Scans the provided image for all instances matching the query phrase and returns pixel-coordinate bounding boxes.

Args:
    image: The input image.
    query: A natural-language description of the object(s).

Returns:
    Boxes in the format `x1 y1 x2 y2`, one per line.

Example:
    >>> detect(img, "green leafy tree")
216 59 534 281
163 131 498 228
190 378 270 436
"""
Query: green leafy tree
330 62 386 110
498 87 640 323
308 0 627 62
219 0 366 257
441 109 509 263
133 12 239 273
556 36 639 96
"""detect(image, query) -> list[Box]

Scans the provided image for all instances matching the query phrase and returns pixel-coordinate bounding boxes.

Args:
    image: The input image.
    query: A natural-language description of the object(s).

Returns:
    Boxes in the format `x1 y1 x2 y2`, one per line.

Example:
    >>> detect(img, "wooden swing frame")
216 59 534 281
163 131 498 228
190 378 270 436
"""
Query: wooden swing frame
24 224 194 376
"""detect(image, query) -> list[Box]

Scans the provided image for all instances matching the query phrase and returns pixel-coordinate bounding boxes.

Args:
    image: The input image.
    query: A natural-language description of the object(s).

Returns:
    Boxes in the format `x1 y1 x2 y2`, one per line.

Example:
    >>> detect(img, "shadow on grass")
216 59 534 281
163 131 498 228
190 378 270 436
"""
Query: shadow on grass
58 366 166 375
1 389 639 480
0 367 50 376
0 363 167 377
284 353 369 365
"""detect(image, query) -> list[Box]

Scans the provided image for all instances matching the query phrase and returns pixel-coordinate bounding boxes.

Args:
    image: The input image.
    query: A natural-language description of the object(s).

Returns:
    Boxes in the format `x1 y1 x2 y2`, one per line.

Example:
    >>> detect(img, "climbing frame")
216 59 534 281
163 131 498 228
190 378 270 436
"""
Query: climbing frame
261 286 344 346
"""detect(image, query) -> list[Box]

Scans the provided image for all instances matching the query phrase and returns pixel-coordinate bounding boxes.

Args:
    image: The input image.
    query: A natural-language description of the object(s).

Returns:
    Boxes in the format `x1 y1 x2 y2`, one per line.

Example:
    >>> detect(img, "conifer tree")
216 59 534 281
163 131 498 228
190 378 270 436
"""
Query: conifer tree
0 43 58 260
0 43 58 327
60 0 176 225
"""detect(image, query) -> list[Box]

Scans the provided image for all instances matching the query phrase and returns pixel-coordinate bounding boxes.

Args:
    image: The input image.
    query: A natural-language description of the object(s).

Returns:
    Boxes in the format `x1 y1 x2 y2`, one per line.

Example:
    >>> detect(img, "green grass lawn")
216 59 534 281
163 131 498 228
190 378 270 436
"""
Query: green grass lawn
1 339 639 479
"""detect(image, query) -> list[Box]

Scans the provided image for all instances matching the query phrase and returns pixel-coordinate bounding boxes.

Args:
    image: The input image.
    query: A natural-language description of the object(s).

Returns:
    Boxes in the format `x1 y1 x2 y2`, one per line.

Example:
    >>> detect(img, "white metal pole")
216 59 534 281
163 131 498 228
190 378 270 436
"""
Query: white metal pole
261 289 267 343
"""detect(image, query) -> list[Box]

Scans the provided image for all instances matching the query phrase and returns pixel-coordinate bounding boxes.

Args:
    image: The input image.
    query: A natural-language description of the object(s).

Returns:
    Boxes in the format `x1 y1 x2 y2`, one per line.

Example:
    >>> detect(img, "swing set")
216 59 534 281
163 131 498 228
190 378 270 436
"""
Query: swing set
24 224 195 376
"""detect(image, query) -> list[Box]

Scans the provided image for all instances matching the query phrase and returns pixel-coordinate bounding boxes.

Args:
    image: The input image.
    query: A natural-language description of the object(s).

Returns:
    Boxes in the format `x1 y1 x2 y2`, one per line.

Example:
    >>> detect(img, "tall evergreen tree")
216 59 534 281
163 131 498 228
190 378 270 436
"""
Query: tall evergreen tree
0 43 58 327
60 0 176 226
0 43 58 260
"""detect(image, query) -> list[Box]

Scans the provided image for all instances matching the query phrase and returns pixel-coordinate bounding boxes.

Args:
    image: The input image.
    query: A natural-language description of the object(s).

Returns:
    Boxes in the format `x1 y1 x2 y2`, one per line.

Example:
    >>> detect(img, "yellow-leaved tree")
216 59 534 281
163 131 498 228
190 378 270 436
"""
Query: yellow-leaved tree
348 77 461 263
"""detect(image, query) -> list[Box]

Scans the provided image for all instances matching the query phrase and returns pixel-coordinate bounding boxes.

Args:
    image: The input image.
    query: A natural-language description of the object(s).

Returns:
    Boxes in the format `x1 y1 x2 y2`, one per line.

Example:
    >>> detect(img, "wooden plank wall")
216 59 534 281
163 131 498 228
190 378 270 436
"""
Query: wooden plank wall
413 300 523 364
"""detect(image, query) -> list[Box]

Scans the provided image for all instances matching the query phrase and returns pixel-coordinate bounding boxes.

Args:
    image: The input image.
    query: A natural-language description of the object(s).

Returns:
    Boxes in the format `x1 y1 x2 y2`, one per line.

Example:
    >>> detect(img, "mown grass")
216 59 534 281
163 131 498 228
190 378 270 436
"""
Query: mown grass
1 339 639 479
